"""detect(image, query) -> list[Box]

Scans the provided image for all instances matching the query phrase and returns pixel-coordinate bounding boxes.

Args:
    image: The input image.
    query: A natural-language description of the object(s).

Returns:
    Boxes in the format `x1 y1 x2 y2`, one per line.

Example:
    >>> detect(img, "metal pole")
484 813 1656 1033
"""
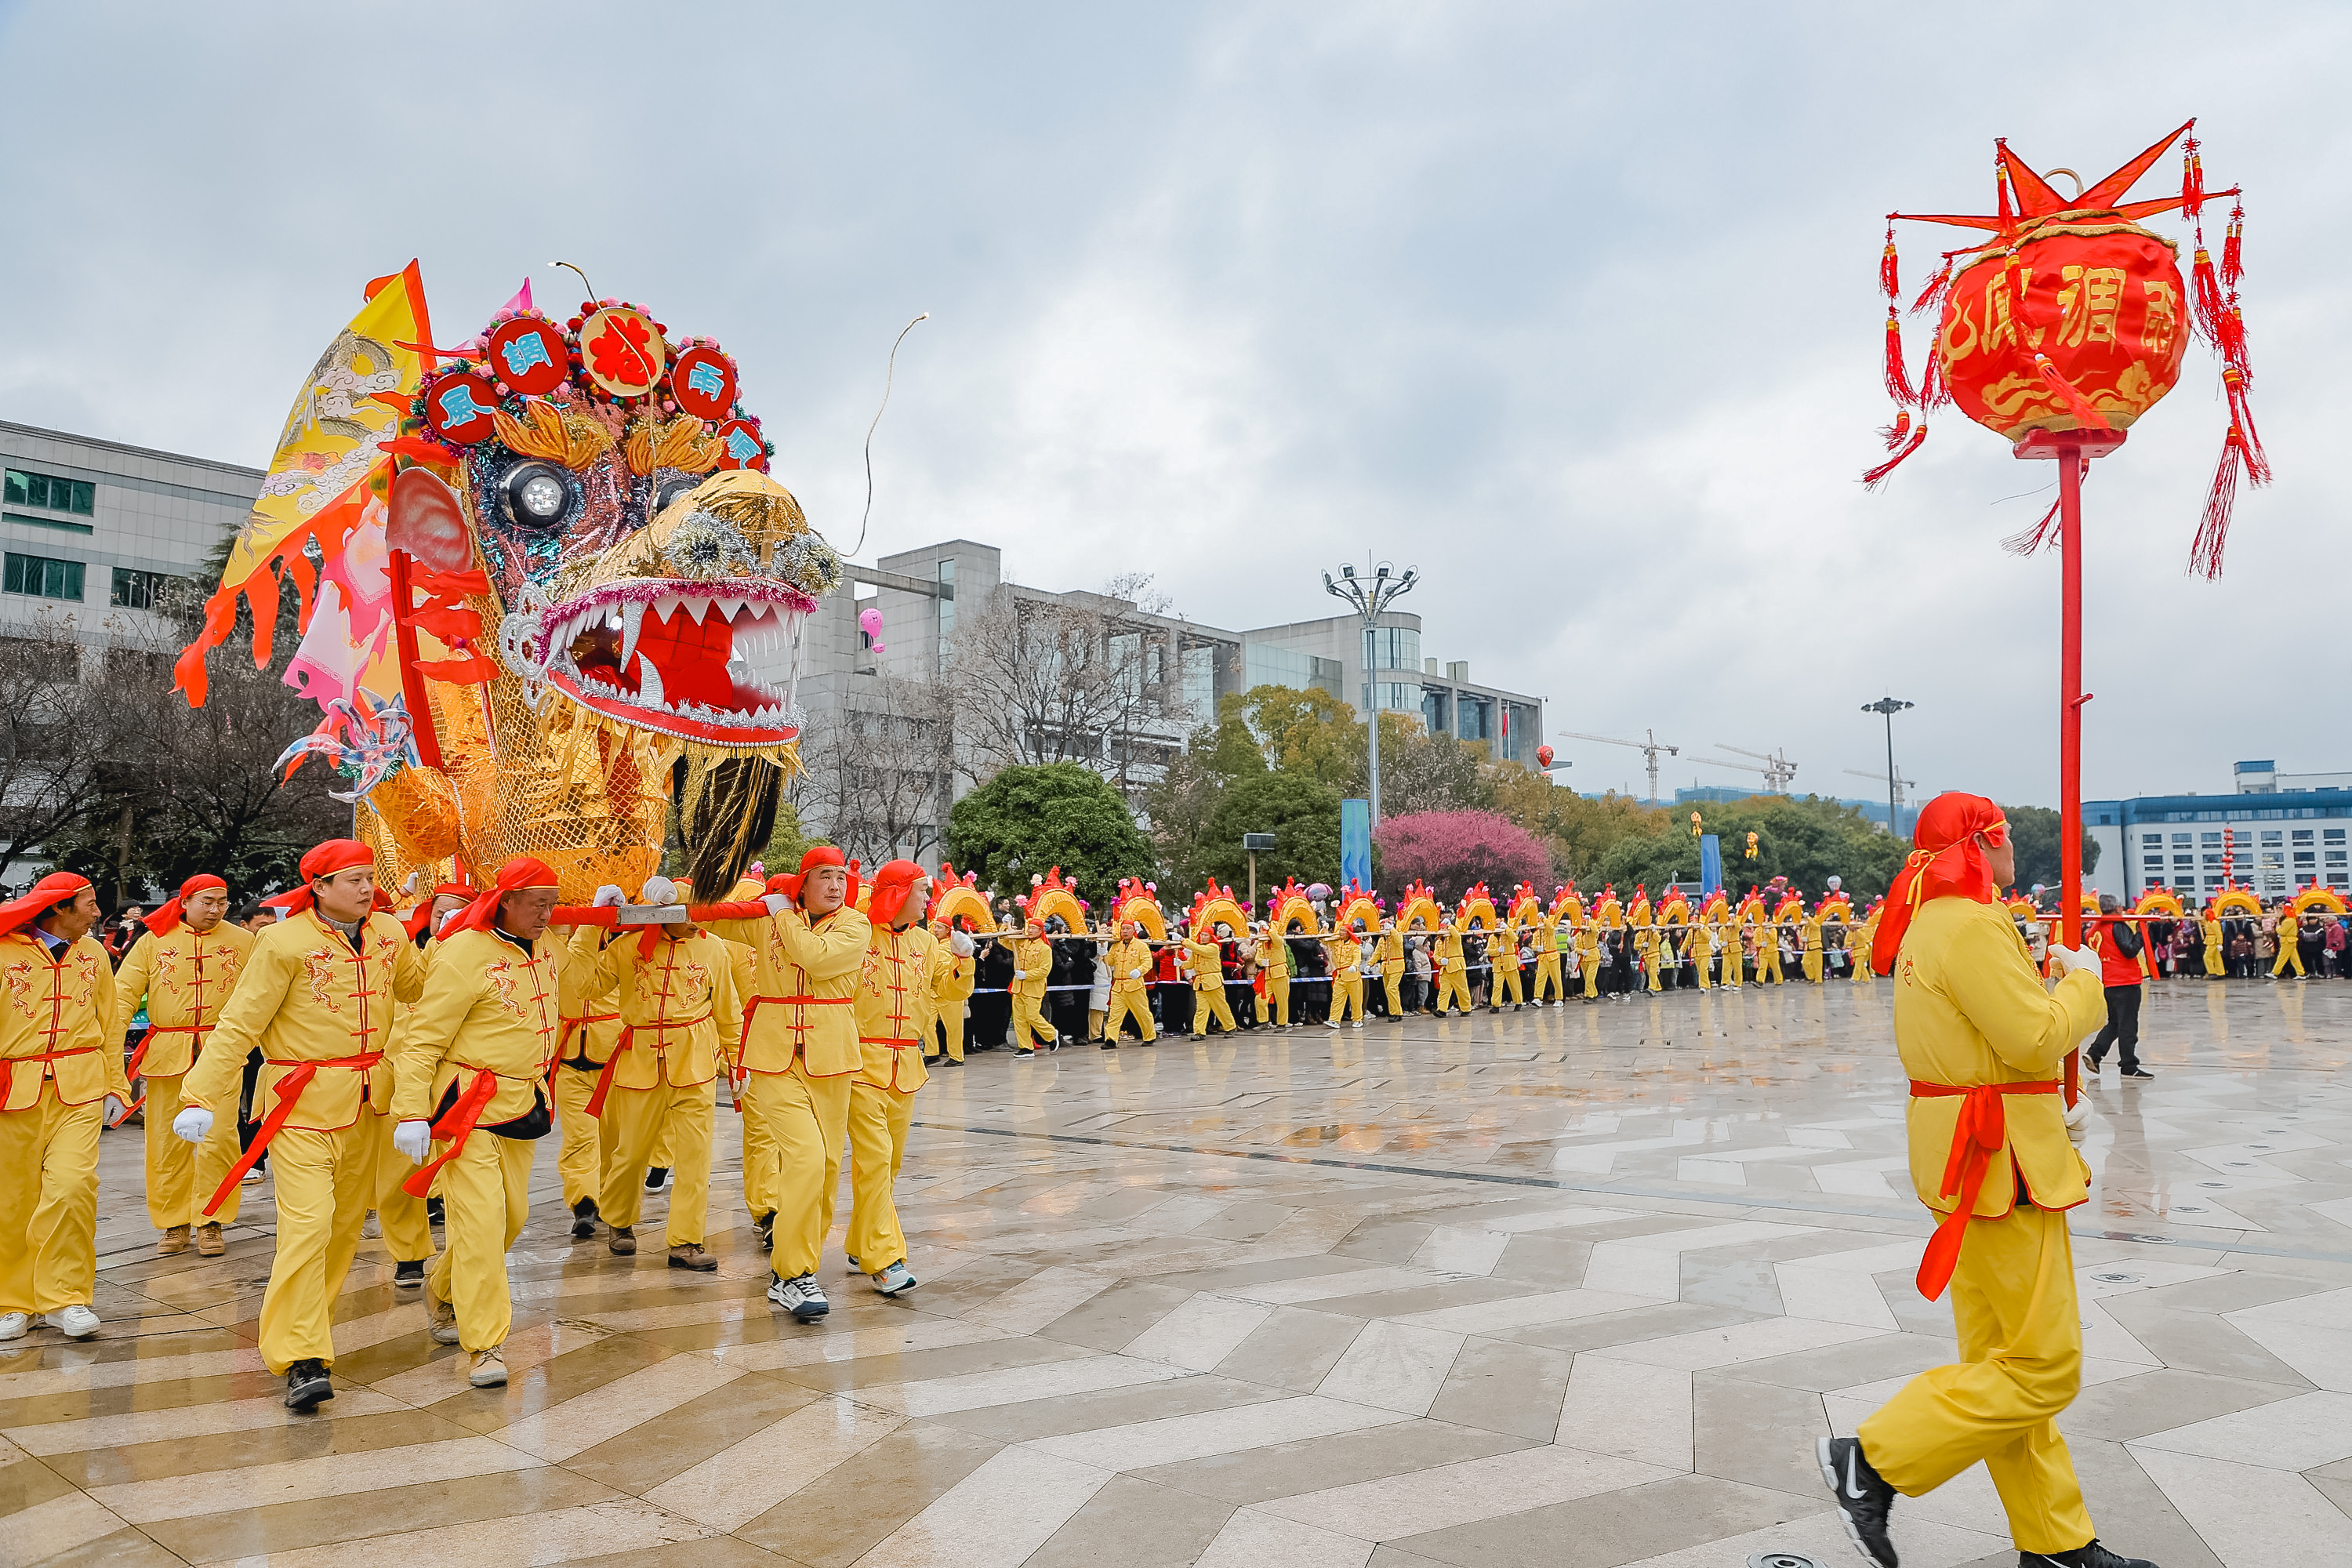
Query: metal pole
2058 444 2085 1107
1366 616 1382 827
1883 710 1899 840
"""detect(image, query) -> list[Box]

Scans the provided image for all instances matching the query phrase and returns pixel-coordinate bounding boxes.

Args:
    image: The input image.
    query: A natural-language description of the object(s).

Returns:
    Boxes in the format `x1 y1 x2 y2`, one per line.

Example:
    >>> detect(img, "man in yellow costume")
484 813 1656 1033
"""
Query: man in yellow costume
390 857 579 1388
176 840 425 1411
1686 917 1713 992
1432 922 1472 1014
845 861 933 1297
1754 909 1784 985
693 847 867 1321
1187 922 1239 1037
1323 922 1366 1028
1102 920 1157 1044
1376 921 1406 1018
928 916 976 1063
1819 794 2155 1568
0 873 130 1346
1009 920 1058 1053
1802 910 1826 983
2269 901 2307 979
1577 916 1603 1000
1488 924 1524 1011
114 873 252 1257
581 878 741 1273
1852 907 1879 984
1260 924 1292 1028
1533 920 1565 1004
2200 903 2224 978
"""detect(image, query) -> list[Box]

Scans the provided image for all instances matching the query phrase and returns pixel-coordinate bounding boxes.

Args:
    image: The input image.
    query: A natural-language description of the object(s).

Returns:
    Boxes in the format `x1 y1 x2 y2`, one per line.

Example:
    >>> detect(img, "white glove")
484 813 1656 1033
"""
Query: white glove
1130 969 1144 980
2064 1094 2093 1146
1011 970 1027 982
2049 943 2100 978
434 904 462 933
763 893 791 915
392 1120 434 1162
172 1105 214 1145
641 875 678 906
103 1095 127 1123
950 931 975 957
402 869 421 896
592 884 626 908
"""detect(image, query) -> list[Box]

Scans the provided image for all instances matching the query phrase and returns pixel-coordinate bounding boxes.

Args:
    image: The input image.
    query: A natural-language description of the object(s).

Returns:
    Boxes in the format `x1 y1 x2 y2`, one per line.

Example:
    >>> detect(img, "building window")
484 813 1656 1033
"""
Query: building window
2326 829 2346 843
2332 873 2350 887
935 557 954 661
2173 855 2194 867
2297 873 2317 887
2260 829 2283 844
2292 829 2314 844
2294 851 2316 867
2 551 84 601
2140 833 2161 847
2143 858 2164 872
110 567 182 610
1366 626 1419 672
2 470 96 516
2172 833 2191 845
2201 832 2223 845
2328 851 2347 866
2202 854 2222 867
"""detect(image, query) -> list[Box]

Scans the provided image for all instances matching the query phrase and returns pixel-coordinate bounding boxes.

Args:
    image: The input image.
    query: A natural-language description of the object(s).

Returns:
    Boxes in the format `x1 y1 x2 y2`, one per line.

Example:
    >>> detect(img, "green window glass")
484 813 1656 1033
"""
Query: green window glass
2 552 86 600
2 470 96 515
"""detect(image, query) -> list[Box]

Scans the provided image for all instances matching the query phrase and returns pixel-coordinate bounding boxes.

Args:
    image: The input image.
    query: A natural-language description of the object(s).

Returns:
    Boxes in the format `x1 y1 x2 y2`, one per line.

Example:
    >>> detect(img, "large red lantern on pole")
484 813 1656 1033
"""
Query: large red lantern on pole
1868 121 2265 1105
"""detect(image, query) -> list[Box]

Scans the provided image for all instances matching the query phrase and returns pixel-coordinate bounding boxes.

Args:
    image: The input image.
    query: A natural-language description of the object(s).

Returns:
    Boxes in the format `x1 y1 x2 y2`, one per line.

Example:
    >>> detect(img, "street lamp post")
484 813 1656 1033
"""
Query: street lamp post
1861 696 1914 838
1322 557 1418 826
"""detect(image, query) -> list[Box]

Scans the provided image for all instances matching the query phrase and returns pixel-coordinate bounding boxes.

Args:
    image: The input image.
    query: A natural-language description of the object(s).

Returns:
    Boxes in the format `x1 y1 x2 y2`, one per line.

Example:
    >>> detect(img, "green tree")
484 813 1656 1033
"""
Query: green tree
2002 803 2101 890
1598 794 1908 901
946 762 1153 909
1228 684 1359 786
1180 771 1343 898
1487 764 1671 882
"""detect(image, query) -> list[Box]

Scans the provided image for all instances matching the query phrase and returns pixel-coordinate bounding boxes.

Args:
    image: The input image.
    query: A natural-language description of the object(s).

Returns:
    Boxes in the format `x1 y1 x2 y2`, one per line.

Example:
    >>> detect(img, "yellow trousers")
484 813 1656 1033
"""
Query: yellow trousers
1493 965 1523 1004
1433 970 1471 1013
599 1073 713 1244
425 1133 535 1352
1581 953 1601 998
1011 987 1056 1047
1803 949 1824 984
1381 967 1404 1015
1645 942 1665 993
1265 975 1290 1025
0 1083 101 1316
1332 974 1363 1022
935 1000 967 1061
256 1121 376 1374
1853 950 1873 984
741 1064 852 1278
143 1070 245 1229
846 1081 913 1270
1533 956 1563 1002
2204 941 2223 978
1756 948 1783 984
1858 1204 2092 1554
2273 939 2305 977
1192 985 1237 1036
1105 991 1156 1042
554 1062 619 1211
365 1105 435 1264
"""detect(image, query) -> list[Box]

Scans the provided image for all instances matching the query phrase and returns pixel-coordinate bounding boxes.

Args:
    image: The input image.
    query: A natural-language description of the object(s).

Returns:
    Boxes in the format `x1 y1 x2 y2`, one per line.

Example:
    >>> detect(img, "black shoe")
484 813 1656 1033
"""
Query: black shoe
945 1055 964 1066
2085 1052 2106 1072
2122 1067 2154 1079
426 1197 445 1227
753 1210 775 1251
571 1196 599 1240
1099 1040 1116 1050
285 1358 334 1412
2020 1543 2158 1568
645 1167 670 1191
1817 1435 1897 1567
393 1259 423 1289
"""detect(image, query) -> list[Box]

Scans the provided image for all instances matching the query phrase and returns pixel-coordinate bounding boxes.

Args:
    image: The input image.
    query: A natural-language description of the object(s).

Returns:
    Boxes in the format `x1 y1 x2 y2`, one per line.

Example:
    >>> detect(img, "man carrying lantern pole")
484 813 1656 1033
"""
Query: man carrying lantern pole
114 873 253 1257
176 840 426 1410
1102 920 1158 1045
1823 796 2158 1568
844 861 933 1298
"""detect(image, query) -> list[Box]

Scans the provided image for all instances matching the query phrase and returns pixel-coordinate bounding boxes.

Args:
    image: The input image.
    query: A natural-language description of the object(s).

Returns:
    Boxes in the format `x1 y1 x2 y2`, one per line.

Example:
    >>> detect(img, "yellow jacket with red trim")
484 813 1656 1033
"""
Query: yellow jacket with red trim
702 905 870 1077
586 928 742 1091
114 923 254 1077
855 922 936 1093
0 931 128 1111
1104 937 1153 998
390 927 596 1124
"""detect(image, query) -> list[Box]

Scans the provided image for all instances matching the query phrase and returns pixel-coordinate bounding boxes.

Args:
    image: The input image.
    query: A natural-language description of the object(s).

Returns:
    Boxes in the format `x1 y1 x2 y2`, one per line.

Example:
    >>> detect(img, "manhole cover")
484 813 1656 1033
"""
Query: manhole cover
2174 1206 2207 1214
1750 1555 1823 1568
2092 1272 2140 1283
2129 1233 2174 1244
2198 1181 2228 1189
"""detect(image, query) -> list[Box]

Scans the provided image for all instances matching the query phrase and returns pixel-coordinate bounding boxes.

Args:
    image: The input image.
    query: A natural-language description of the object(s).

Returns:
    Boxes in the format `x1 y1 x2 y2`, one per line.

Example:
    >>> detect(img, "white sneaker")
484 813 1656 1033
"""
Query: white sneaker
1352 1021 1365 1029
242 1167 265 1185
468 1347 506 1387
871 1261 919 1297
768 1272 829 1320
49 1305 100 1338
0 1312 27 1341
361 1210 381 1239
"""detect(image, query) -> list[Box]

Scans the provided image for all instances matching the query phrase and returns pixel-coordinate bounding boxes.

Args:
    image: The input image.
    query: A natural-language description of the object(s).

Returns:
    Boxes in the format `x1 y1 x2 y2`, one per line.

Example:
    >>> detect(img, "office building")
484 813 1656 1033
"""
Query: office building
2087 758 2352 901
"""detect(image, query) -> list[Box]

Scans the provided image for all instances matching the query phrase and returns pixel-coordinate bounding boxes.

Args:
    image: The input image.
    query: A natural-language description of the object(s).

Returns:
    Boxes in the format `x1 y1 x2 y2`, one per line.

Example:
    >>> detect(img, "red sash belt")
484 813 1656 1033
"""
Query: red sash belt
0 1045 99 1108
401 1066 500 1197
738 993 853 1105
1907 1078 2060 1301
859 1034 924 1051
203 1051 385 1216
584 1014 710 1119
128 1021 213 1080
551 1011 617 1073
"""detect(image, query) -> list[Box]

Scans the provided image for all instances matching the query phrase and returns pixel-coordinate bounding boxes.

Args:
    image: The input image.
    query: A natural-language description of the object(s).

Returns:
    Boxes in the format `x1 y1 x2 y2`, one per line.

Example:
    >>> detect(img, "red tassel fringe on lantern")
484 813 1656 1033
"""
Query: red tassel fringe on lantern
1910 256 1955 317
2002 496 2063 557
1861 423 1928 490
2220 203 2245 289
2032 354 2111 431
1919 344 1951 411
1880 221 1900 303
1878 411 1912 451
2190 423 2247 579
2223 368 2270 482
2181 136 2205 220
1882 311 1919 406
2190 241 2227 348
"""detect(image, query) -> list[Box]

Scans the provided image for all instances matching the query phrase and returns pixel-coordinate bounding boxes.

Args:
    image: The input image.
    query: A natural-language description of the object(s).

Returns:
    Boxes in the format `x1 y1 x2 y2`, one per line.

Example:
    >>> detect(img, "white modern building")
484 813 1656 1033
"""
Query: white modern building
2086 759 2352 902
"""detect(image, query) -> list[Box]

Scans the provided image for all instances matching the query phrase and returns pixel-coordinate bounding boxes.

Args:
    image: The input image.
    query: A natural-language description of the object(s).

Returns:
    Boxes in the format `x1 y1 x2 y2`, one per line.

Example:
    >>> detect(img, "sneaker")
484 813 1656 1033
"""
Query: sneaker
2019 1544 2158 1568
871 1261 919 1297
668 1243 717 1272
241 1167 265 1185
924 1054 943 1065
753 1210 775 1251
1013 1047 1035 1057
285 1358 334 1411
570 1196 599 1240
429 1293 461 1345
157 1225 191 1255
0 1312 26 1340
1324 1019 1339 1029
2122 1067 2155 1080
394 1260 424 1289
645 1167 670 1191
944 1056 964 1067
608 1225 637 1256
1352 1021 1365 1029
49 1305 100 1338
768 1271 829 1320
1817 1435 1897 1568
1099 1040 1116 1051
361 1210 381 1239
468 1347 507 1388
195 1222 225 1257
2085 1053 2107 1072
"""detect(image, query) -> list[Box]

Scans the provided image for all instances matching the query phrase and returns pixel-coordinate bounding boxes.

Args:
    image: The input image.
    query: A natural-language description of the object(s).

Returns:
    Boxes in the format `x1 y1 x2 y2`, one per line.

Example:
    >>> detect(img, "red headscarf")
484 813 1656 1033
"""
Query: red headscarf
775 846 861 909
438 857 560 941
866 859 927 927
1869 793 2009 976
0 873 92 941
275 839 376 917
145 873 228 937
403 877 479 939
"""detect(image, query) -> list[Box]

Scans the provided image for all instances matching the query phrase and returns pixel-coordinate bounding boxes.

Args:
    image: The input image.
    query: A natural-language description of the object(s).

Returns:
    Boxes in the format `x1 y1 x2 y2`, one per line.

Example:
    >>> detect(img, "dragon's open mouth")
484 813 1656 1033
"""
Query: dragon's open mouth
533 579 813 748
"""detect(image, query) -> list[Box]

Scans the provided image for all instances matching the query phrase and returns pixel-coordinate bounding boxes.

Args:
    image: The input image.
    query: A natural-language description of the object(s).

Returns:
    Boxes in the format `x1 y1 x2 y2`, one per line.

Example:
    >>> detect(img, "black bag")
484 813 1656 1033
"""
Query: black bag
432 1075 554 1141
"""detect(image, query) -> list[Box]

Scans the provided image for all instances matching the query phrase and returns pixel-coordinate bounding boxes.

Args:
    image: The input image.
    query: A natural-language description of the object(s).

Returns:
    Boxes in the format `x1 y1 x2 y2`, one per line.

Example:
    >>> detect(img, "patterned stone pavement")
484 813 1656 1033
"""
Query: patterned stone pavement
5 977 2349 1566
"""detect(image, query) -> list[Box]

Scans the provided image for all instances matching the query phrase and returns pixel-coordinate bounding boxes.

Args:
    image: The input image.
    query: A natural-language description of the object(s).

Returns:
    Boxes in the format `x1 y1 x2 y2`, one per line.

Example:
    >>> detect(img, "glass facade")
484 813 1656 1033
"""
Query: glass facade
1243 641 1342 698
3 551 84 600
1367 624 1419 672
3 470 96 515
935 557 954 663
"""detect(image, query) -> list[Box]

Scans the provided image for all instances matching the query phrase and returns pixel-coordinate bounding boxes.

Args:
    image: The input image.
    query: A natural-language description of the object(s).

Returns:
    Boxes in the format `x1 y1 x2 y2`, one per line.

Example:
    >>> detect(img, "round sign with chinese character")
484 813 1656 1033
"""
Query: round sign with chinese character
578 307 666 398
419 371 503 445
669 346 738 422
713 418 768 472
485 319 570 395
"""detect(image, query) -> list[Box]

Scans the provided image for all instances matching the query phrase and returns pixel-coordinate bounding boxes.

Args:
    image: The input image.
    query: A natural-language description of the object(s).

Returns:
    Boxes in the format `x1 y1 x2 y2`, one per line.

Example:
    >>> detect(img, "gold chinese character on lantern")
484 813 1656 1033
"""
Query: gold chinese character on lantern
2056 265 2125 347
2140 279 2180 356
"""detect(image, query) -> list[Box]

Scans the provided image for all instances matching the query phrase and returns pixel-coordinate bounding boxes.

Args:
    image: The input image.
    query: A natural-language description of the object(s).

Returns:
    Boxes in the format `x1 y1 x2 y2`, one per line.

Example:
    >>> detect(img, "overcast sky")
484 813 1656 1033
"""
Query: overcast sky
3 2 2343 807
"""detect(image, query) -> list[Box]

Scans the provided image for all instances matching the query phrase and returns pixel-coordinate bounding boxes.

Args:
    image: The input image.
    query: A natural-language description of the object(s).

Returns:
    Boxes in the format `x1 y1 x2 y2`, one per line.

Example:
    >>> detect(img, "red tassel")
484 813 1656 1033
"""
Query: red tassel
2181 136 2205 220
2189 425 2245 579
2033 354 2110 431
2220 203 2245 289
1862 423 1928 490
1879 410 1912 451
2002 496 2063 557
2223 368 2270 484
2220 303 2251 383
1910 256 1955 317
1919 344 1951 410
1882 310 1919 407
1880 220 1900 303
2190 239 2227 347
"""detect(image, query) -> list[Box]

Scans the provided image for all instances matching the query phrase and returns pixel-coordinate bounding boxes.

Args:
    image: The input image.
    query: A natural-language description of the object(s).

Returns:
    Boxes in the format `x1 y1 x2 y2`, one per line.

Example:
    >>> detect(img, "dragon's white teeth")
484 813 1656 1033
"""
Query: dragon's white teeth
717 597 744 623
633 651 664 710
654 594 681 622
687 597 713 625
618 601 646 670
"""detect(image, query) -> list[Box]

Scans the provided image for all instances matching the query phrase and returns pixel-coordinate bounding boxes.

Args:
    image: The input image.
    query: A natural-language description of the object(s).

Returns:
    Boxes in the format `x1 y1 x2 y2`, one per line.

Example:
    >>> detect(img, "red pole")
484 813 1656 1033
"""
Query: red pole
386 546 445 771
2057 445 2085 1106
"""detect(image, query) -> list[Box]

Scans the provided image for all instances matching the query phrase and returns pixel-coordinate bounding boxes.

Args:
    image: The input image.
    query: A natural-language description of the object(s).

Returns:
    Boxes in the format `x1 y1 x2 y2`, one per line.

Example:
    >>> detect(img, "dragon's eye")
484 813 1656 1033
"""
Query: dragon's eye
652 474 700 516
499 461 574 531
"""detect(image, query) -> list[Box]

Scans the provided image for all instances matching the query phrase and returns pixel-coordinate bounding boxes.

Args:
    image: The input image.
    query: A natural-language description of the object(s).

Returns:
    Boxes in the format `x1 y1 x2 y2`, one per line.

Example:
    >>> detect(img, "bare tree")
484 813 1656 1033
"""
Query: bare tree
0 612 138 889
797 670 956 866
949 585 1191 792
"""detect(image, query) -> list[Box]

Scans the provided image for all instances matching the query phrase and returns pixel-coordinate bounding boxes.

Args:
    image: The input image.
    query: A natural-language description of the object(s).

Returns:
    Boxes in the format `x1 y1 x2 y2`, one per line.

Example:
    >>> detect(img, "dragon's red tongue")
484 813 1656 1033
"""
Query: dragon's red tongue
641 605 738 710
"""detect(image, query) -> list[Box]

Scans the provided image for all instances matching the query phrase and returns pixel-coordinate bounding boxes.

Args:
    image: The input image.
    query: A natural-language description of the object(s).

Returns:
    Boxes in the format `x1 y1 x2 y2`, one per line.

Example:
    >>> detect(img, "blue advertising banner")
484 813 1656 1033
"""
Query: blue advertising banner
1699 834 1722 898
1341 798 1371 890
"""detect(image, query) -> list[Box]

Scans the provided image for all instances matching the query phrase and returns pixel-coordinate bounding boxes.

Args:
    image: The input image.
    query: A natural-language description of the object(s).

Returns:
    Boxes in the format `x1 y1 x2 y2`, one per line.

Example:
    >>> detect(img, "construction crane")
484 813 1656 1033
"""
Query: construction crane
1555 728 1677 806
1682 753 1783 797
1713 743 1798 794
1846 765 1917 834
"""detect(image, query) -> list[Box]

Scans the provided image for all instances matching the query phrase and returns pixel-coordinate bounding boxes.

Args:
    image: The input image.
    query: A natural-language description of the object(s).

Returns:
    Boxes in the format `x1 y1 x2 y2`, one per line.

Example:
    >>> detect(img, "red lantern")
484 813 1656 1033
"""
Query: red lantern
1536 744 1555 770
